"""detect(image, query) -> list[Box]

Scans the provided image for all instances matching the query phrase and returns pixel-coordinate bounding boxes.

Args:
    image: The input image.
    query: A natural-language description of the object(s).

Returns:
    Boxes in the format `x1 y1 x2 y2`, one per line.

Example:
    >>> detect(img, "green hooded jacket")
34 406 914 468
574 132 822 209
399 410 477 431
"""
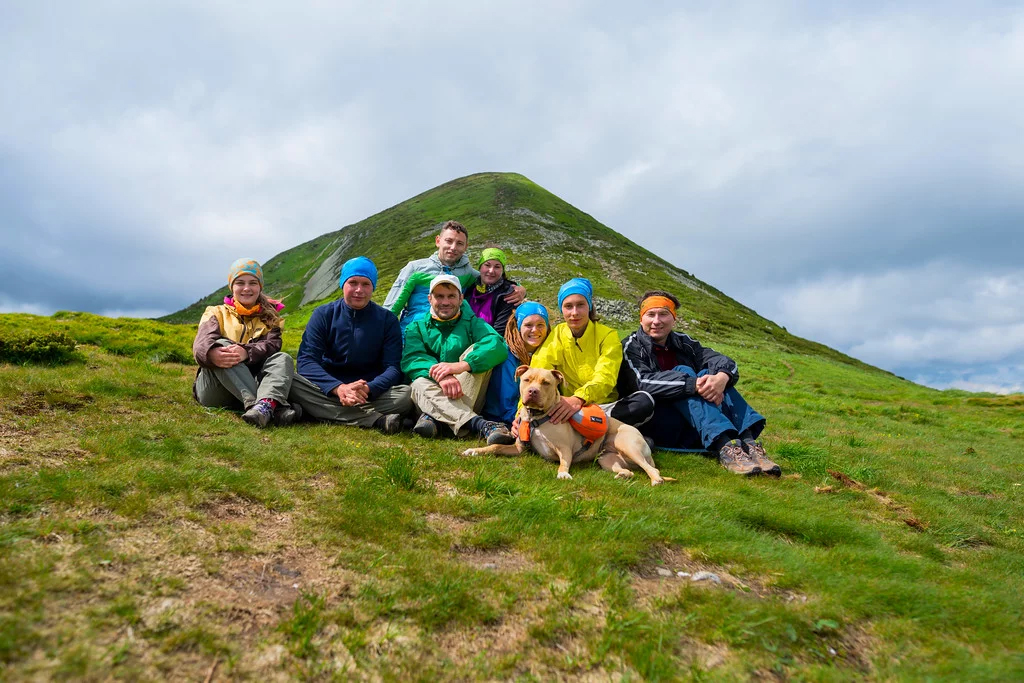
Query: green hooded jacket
401 301 508 381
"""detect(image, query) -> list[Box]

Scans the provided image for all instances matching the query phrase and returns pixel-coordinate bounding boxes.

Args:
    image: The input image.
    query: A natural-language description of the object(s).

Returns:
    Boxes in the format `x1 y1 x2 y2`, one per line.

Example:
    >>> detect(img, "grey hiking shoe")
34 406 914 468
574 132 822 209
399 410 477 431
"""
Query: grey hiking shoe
375 413 404 435
242 400 274 428
273 403 302 427
480 421 514 445
745 440 781 476
413 413 440 438
718 439 761 476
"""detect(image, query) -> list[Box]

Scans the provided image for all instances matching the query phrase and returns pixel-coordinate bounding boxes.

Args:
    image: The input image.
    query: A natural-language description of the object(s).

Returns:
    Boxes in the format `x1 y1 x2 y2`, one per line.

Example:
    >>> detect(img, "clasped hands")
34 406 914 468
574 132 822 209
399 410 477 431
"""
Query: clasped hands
208 344 249 368
335 380 370 406
429 361 471 399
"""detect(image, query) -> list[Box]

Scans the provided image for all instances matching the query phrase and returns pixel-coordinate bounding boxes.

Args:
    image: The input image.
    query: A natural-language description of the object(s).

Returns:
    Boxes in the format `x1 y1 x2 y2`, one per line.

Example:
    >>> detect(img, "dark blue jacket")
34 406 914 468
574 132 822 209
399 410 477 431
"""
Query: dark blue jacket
297 299 404 399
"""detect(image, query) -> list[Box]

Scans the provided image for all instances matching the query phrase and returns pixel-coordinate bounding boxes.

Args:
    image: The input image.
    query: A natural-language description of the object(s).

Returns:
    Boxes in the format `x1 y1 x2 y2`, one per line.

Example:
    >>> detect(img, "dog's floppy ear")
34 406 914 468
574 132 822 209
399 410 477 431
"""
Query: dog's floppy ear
514 365 531 379
551 370 565 386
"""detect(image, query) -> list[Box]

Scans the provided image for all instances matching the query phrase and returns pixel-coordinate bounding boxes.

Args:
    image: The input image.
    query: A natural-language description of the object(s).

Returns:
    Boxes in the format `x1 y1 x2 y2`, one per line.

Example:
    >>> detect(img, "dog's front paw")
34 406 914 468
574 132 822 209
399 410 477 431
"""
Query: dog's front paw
462 448 481 456
557 471 573 480
615 470 634 479
650 477 664 486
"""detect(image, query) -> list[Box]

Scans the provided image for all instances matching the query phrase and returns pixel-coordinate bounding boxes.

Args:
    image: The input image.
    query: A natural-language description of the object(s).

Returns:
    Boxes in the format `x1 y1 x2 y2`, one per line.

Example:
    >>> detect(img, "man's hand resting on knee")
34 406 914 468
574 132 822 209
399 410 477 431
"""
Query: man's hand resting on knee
429 361 470 382
696 372 730 406
438 375 464 399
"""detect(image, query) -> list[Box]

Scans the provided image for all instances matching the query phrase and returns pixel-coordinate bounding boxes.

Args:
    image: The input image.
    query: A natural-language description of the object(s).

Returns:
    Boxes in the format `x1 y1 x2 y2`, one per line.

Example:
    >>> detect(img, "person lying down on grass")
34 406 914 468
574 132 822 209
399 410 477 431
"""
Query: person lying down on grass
191 258 299 428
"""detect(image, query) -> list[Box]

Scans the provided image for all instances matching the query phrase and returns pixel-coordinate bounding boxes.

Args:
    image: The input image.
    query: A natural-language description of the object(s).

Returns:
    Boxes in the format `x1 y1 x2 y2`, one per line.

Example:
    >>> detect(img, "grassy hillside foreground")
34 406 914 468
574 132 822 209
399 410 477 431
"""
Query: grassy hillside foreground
1 313 1023 681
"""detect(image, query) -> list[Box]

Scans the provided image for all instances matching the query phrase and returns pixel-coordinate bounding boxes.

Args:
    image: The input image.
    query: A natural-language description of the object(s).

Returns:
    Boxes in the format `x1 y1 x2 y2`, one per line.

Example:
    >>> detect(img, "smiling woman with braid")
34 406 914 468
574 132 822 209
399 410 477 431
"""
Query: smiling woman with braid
480 302 551 425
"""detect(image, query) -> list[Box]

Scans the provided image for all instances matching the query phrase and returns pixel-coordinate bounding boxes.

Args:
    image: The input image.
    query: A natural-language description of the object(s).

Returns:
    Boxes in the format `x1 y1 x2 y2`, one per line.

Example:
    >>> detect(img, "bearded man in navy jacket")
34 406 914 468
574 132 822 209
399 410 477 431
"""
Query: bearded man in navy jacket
289 256 412 433
618 290 780 477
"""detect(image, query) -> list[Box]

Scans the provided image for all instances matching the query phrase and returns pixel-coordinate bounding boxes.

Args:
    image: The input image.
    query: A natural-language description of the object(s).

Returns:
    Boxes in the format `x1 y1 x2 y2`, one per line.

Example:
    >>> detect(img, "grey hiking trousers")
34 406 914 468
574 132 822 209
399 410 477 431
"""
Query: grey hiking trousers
410 367 492 436
288 374 413 428
193 341 294 410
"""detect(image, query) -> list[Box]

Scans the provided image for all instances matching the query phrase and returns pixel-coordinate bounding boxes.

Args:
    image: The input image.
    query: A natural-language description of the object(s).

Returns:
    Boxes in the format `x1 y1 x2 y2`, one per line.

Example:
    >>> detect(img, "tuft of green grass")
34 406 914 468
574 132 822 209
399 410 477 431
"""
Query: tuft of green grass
375 448 419 491
0 330 81 365
775 442 830 476
402 569 501 631
279 592 327 661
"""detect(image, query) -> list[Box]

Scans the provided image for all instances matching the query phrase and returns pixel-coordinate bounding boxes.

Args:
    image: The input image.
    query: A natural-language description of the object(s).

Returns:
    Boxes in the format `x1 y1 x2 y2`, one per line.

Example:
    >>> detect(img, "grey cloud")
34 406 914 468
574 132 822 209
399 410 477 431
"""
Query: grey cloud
743 264 1024 389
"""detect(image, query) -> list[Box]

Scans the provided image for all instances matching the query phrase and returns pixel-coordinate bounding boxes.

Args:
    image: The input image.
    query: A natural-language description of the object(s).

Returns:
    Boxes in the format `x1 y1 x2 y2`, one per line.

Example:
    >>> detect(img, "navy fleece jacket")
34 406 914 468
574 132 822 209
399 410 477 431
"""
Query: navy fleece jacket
297 299 404 399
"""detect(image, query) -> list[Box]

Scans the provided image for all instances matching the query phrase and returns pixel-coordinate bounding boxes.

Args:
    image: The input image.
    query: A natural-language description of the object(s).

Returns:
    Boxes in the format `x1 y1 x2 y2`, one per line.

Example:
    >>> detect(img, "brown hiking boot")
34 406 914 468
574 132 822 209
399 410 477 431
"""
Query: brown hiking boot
718 439 761 476
745 440 781 476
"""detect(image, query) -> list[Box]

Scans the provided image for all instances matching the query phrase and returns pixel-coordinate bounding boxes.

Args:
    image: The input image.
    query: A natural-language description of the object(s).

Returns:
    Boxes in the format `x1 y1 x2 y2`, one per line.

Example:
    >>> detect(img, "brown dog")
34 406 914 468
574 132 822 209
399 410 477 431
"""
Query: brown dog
463 367 670 485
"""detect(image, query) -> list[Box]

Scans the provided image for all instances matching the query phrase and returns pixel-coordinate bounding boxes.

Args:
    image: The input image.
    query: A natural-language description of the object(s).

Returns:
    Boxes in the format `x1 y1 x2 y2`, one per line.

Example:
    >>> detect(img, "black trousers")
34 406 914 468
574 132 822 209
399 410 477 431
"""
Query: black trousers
602 390 655 427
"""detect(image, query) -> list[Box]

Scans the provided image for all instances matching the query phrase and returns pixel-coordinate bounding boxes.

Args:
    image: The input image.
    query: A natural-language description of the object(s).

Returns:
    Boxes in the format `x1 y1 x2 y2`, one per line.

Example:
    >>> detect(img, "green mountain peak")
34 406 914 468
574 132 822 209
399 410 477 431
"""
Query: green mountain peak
164 172 874 372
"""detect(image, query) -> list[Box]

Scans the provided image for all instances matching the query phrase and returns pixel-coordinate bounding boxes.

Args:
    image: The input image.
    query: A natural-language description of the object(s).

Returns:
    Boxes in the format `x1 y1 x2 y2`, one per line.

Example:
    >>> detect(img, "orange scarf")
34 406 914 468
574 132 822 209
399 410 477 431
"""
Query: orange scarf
233 301 261 316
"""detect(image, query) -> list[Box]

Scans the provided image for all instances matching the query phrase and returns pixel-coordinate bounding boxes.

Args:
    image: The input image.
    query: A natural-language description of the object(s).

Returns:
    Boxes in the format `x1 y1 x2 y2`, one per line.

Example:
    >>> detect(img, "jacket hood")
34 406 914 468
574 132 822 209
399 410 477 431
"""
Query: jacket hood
429 252 471 271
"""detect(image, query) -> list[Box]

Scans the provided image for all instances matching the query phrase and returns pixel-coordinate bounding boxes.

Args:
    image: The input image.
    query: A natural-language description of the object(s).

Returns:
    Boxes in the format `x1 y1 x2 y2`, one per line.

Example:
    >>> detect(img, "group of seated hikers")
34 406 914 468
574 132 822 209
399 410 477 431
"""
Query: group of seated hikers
192 220 779 477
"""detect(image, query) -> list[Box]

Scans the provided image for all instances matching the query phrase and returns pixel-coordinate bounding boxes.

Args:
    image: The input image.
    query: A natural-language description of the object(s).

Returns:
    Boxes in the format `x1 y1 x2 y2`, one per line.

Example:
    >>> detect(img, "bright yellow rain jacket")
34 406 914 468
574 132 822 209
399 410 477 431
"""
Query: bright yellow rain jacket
530 321 623 405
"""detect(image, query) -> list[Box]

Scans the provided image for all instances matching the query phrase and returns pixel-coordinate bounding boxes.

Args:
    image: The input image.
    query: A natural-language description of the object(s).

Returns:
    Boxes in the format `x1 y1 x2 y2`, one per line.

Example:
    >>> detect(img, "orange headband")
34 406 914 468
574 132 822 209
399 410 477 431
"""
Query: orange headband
640 296 677 318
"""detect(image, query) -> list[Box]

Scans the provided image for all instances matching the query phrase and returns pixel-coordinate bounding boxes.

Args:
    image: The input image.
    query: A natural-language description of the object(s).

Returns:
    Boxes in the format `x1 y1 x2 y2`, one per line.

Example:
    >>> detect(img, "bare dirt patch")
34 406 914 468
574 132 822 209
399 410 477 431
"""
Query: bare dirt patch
305 475 336 491
453 546 537 573
194 546 347 622
428 479 460 497
0 417 90 472
835 623 877 675
200 495 275 522
951 487 999 499
425 512 475 536
422 588 630 681
827 470 928 531
632 545 808 604
9 391 94 416
0 419 36 439
107 405 146 417
88 501 366 679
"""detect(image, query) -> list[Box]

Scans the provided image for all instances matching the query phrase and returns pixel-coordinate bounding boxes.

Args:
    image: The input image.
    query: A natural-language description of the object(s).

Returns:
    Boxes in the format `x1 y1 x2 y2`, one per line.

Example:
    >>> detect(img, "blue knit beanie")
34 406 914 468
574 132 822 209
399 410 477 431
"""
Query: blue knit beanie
557 277 593 310
515 302 549 330
339 256 378 290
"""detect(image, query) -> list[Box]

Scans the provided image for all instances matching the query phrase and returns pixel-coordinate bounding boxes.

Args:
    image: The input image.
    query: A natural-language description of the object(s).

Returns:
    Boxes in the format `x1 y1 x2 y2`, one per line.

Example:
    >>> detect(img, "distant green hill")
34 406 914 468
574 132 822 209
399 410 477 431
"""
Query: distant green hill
163 172 878 373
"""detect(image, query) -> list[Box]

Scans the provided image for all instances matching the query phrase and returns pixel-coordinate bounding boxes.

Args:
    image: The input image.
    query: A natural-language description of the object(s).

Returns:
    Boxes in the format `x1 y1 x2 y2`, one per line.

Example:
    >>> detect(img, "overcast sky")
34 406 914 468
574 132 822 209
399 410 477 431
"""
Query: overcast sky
2 2 1022 393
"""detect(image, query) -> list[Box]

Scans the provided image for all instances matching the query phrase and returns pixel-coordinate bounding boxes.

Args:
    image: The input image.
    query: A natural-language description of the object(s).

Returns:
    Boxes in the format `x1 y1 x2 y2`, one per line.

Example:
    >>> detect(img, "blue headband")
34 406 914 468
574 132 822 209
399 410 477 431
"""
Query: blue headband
339 256 378 290
557 277 593 310
515 302 549 329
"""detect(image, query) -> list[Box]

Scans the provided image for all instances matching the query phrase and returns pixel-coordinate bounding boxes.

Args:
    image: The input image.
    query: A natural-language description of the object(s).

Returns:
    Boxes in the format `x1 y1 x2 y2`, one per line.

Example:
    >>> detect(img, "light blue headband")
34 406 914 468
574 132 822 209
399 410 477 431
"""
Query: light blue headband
515 301 549 329
557 277 593 310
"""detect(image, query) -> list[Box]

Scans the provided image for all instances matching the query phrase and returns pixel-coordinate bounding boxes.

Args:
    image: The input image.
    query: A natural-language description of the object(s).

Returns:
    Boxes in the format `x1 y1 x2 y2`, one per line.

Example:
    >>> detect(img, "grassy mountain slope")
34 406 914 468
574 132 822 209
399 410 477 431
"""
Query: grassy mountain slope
163 172 874 372
1 313 1022 680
